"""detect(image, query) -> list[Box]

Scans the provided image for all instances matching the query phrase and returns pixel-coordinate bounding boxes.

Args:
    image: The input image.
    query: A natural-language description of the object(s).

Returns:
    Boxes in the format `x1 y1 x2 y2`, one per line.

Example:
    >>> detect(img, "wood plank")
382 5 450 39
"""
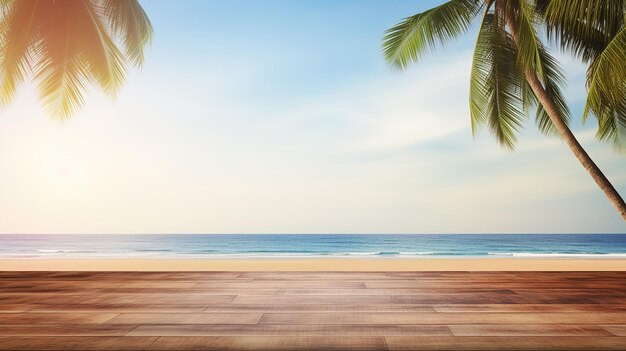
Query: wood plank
28 304 209 313
162 272 243 280
434 304 626 313
232 295 396 305
43 272 174 280
258 312 626 325
385 336 626 350
15 288 278 295
511 289 626 304
0 281 197 290
448 324 613 336
148 336 387 350
366 281 626 289
0 336 158 350
0 280 252 289
193 281 367 289
0 313 118 325
600 325 626 336
277 288 514 295
237 272 410 280
392 294 529 304
78 294 238 305
105 313 263 325
0 304 37 313
128 324 452 336
1 293 237 305
203 304 436 312
0 324 138 336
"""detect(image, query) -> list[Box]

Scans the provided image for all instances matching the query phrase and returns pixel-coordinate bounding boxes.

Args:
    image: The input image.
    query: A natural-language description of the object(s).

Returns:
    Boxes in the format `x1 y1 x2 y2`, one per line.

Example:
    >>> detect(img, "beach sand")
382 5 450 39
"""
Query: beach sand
1 258 626 271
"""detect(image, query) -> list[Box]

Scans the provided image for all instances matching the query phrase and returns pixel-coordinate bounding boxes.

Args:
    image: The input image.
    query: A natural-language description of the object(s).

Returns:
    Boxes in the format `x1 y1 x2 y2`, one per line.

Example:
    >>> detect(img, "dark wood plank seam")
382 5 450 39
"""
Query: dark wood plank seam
598 325 625 337
144 335 161 350
98 313 122 324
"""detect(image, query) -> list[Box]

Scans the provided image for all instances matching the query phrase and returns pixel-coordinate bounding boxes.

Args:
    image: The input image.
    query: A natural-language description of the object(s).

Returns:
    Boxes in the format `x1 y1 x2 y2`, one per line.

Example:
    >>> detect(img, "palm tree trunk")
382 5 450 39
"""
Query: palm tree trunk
506 17 626 221
524 71 626 221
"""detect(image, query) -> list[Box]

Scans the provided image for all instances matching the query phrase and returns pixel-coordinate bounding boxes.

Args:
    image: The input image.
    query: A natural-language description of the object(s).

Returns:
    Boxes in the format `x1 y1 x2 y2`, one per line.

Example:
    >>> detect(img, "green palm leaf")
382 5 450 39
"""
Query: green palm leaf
473 0 570 141
470 12 526 149
384 0 626 219
543 0 626 150
382 0 483 69
584 26 626 151
533 44 571 136
543 0 623 62
509 0 544 77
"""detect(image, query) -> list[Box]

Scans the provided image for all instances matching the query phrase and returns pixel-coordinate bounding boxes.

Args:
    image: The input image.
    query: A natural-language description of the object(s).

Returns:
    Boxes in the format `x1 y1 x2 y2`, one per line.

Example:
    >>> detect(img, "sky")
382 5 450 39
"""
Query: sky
0 0 624 234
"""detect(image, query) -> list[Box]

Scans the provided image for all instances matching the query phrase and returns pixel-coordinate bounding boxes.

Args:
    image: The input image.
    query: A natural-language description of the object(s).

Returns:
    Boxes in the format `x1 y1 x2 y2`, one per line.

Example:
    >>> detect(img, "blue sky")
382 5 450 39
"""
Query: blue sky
0 0 624 233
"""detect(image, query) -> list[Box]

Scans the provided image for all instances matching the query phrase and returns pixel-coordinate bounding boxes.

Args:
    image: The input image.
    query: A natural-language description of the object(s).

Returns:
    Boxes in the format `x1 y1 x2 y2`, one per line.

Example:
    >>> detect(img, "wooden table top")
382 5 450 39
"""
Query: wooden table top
1 271 626 350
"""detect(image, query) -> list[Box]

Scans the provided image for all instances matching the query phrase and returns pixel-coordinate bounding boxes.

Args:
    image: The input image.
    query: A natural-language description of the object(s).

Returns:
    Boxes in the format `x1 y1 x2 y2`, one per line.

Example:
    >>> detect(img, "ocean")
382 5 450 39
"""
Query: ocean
1 234 625 259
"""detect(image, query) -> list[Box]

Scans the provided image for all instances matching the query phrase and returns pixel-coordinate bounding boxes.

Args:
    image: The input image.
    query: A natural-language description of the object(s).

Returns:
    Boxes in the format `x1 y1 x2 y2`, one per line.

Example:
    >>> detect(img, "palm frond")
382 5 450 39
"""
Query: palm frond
511 0 544 77
0 0 153 118
79 1 126 96
31 1 92 118
543 0 623 62
595 107 626 153
584 26 626 151
533 44 571 136
101 0 153 67
470 12 526 150
0 0 38 106
382 0 482 69
494 0 569 138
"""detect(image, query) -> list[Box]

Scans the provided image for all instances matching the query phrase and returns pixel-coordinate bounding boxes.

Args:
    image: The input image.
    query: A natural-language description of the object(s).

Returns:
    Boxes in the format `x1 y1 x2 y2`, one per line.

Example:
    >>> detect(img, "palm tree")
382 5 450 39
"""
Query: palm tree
540 0 626 151
0 0 153 118
382 0 626 221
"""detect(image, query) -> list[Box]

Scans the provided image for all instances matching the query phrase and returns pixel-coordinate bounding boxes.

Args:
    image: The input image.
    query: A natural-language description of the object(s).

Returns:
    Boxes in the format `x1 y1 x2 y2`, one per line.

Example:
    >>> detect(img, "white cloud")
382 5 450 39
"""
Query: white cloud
283 54 473 154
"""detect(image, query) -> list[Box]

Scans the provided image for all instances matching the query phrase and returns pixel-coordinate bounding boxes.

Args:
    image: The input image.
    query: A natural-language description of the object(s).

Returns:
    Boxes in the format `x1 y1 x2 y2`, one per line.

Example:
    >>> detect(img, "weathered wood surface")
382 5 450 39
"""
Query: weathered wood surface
1 271 626 350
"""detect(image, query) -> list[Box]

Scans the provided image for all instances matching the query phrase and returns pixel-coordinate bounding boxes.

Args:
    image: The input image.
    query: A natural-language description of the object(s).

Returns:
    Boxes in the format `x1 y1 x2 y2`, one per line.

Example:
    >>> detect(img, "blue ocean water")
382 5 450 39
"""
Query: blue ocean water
0 234 626 258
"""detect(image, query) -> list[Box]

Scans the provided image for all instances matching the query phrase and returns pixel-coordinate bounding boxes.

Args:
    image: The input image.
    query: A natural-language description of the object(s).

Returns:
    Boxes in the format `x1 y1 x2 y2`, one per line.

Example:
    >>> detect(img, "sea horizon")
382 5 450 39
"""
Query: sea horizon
2 234 626 259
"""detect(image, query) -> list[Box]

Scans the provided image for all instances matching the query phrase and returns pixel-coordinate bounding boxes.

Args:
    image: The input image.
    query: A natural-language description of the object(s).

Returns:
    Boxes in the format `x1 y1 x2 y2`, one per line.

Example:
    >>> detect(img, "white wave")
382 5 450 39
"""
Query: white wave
342 252 382 256
398 252 435 255
339 251 435 256
36 249 97 254
488 252 626 257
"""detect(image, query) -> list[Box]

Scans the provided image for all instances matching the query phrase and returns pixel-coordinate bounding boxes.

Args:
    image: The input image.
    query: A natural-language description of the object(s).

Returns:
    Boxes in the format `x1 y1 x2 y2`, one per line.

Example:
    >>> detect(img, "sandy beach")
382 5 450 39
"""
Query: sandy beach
2 258 626 271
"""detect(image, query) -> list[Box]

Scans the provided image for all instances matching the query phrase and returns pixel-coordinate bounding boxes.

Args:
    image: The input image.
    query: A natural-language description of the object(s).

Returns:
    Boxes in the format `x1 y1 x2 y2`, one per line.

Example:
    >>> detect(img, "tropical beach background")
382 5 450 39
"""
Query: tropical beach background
3 1 626 350
0 0 625 238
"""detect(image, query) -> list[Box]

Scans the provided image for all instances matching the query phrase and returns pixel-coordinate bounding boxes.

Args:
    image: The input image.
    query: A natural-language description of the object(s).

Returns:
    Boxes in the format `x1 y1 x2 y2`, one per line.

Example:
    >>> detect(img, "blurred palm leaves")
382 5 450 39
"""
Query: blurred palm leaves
0 0 152 118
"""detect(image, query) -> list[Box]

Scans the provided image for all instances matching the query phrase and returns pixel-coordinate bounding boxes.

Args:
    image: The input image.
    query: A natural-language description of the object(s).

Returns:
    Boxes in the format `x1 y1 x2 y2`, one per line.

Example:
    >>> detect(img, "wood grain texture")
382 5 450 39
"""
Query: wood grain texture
148 336 388 350
448 324 614 336
1 271 626 350
600 325 626 336
106 313 263 325
128 324 453 336
0 337 158 350
258 312 626 325
385 336 626 350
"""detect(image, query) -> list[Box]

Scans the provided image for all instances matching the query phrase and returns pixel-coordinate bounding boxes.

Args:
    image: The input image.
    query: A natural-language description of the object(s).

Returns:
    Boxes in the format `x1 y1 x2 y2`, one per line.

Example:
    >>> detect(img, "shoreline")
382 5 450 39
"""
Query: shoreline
2 258 626 271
